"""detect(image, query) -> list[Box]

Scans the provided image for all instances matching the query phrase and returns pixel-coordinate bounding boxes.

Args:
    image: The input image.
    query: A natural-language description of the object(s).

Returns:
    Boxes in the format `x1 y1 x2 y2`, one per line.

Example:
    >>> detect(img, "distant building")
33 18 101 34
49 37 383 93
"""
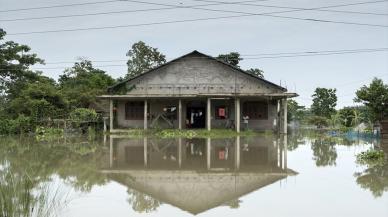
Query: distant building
99 51 297 133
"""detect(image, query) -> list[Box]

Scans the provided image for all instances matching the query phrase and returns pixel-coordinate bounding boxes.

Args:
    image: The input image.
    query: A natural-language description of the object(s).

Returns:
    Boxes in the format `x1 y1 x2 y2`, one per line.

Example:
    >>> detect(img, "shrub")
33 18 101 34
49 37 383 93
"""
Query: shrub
69 108 99 122
308 116 329 128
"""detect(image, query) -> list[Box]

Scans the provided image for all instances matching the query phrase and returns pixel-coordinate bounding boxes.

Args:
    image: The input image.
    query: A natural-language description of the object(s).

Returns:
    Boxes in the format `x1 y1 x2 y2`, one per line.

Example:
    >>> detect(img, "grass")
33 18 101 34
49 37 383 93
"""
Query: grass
0 168 68 217
108 128 272 138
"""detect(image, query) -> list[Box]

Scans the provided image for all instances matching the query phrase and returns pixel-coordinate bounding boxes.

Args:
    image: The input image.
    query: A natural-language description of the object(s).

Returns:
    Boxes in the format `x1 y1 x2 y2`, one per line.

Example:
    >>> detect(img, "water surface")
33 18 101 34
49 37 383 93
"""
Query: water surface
0 132 387 217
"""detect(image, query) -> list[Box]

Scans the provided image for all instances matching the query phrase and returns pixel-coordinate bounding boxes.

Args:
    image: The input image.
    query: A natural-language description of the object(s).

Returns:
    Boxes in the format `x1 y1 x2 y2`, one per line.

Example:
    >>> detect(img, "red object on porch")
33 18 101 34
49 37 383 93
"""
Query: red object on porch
218 150 226 160
218 108 225 117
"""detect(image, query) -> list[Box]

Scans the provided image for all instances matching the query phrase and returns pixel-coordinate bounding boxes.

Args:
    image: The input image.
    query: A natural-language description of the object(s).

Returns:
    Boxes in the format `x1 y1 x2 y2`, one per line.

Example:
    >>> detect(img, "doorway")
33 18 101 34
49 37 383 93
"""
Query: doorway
186 104 206 128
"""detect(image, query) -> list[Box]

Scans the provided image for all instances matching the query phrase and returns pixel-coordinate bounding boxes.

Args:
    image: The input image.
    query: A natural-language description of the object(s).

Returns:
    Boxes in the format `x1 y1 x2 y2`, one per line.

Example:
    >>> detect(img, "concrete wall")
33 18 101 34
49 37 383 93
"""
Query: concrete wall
120 52 284 96
115 98 278 131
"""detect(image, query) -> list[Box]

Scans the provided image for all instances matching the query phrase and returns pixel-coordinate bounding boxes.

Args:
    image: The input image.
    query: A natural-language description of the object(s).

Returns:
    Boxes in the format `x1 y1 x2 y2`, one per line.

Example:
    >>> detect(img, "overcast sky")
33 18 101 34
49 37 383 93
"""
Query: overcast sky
1 0 387 108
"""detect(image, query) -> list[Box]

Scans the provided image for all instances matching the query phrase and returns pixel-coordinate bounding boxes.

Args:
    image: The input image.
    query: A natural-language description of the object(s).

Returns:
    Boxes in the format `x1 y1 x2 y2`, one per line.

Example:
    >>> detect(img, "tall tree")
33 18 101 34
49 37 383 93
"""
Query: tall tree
126 41 166 78
0 28 43 99
311 88 337 118
355 78 388 122
216 52 242 67
59 59 115 109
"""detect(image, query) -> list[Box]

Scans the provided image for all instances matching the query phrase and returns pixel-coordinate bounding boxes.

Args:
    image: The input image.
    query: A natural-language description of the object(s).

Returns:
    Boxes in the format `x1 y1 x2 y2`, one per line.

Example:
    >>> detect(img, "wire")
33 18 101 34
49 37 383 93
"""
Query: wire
0 0 129 13
7 1 388 36
0 0 267 22
193 0 388 16
1 48 387 70
37 48 388 65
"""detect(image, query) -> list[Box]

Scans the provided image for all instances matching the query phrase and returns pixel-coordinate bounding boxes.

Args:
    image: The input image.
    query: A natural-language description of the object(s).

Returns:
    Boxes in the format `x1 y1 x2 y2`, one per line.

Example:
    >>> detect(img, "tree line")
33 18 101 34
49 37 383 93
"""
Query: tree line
288 79 388 132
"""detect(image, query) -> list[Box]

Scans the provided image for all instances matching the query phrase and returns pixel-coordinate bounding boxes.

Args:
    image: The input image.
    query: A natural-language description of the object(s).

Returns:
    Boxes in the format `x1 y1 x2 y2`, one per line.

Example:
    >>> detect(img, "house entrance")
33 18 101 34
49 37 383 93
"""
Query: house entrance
186 102 206 128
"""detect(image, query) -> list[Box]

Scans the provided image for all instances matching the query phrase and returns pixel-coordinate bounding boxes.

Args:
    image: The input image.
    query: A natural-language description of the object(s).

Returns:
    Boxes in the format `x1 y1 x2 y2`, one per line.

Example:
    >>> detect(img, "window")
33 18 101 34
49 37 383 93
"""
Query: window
125 101 144 120
243 102 268 120
215 106 228 119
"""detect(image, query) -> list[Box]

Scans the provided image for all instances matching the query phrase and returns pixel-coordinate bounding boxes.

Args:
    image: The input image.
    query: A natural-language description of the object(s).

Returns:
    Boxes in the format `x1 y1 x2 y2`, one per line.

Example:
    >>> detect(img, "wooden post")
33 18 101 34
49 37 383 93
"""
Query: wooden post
284 134 288 170
109 99 114 132
178 99 182 130
144 99 148 130
103 117 107 133
283 98 288 134
235 98 240 133
207 98 211 131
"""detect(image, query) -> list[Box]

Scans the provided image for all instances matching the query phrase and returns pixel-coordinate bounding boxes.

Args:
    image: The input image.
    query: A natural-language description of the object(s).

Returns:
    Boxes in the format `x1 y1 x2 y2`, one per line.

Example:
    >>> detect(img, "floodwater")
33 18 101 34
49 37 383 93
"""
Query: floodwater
0 132 387 217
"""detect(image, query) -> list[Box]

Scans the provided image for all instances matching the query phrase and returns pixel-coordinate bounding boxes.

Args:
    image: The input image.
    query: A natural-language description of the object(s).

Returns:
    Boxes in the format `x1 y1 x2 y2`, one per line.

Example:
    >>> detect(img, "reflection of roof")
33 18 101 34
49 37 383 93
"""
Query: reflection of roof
102 169 297 215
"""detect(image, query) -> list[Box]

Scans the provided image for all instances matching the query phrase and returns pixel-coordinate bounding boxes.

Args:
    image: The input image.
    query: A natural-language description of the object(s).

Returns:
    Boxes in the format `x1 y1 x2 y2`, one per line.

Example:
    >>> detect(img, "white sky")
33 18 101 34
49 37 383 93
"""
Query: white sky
1 0 387 108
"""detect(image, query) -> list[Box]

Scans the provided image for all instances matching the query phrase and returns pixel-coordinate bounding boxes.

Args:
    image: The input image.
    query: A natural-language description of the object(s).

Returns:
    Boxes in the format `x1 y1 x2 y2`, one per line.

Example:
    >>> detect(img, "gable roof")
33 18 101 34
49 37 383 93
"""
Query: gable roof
108 50 287 93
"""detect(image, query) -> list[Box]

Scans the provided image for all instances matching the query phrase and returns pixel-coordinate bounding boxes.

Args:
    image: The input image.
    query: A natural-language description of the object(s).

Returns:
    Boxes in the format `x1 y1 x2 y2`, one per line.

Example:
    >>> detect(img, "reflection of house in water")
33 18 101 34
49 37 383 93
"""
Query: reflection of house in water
102 136 296 215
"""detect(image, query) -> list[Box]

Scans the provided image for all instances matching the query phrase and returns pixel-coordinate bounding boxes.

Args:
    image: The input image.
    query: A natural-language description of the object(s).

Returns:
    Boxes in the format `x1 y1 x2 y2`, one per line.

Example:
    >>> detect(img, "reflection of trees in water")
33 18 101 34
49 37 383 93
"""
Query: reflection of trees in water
0 136 108 193
311 138 338 167
127 189 161 213
354 146 388 198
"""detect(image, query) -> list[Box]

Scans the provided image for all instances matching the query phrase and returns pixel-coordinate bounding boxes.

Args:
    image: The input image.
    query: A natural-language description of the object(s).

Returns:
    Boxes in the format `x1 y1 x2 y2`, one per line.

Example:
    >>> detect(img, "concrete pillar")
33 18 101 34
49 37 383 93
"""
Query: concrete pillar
235 98 240 133
207 98 211 131
144 137 148 167
283 98 288 134
178 137 182 168
109 136 113 168
284 134 288 170
207 137 211 170
103 117 108 133
144 100 148 130
235 136 240 170
178 99 182 130
109 99 114 132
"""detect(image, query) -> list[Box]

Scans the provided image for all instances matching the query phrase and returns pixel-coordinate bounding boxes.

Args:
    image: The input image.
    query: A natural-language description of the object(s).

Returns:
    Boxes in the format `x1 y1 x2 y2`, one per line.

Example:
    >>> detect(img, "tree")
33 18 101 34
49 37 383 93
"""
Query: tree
245 68 264 78
287 99 306 123
216 52 242 67
126 41 166 78
339 107 355 127
8 75 67 121
59 59 115 109
311 88 337 118
0 28 43 100
355 78 388 122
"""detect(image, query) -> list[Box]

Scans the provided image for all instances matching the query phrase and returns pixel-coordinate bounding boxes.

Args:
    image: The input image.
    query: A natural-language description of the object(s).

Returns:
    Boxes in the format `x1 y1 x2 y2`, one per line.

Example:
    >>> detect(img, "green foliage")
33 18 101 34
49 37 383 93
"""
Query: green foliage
355 78 388 122
0 28 44 96
311 88 337 118
0 115 33 135
287 99 306 123
59 59 115 109
356 150 385 166
308 115 329 128
69 108 99 122
216 52 242 67
35 127 64 141
126 41 166 78
8 75 67 120
245 68 264 78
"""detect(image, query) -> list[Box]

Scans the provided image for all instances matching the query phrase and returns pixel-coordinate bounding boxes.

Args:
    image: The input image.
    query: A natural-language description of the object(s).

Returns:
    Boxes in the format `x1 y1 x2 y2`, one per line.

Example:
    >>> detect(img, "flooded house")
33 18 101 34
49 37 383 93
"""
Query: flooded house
100 51 297 133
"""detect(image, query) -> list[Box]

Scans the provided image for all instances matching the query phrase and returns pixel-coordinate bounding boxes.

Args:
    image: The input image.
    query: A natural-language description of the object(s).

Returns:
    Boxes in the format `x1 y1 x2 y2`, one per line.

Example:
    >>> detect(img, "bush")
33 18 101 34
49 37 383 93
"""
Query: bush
0 115 33 135
69 108 99 122
308 116 329 128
